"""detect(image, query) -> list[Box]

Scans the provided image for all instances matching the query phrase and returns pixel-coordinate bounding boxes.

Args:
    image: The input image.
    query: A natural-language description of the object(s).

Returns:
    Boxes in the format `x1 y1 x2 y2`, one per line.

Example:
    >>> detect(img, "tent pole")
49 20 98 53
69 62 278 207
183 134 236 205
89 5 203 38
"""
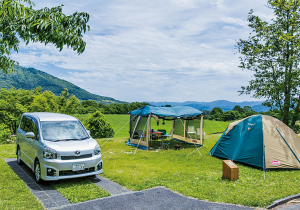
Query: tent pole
146 114 151 148
134 116 149 154
263 145 266 180
131 116 141 142
184 120 186 138
200 115 203 145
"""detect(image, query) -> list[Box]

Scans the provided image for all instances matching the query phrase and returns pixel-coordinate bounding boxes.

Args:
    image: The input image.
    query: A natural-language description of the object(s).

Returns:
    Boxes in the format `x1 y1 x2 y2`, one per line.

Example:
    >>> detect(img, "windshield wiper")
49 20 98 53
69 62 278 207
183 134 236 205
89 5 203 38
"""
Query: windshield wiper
52 139 78 142
79 137 89 140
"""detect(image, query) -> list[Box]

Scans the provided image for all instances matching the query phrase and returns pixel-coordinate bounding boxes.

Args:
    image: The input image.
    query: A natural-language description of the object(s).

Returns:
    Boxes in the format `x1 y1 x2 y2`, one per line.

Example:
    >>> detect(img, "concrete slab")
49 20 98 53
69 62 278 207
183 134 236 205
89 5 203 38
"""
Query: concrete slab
5 158 70 209
90 175 132 195
49 187 255 210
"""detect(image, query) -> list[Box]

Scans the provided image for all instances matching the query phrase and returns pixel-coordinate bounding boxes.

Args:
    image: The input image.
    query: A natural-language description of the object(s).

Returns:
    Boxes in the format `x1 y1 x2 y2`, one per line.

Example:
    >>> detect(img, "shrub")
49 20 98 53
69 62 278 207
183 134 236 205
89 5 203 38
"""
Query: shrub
0 123 15 144
85 111 114 138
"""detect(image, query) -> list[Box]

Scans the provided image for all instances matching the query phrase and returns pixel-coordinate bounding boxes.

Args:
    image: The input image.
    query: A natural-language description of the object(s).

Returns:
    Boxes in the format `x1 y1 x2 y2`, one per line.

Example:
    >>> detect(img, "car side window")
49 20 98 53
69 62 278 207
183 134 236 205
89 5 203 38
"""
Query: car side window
20 116 26 131
23 117 32 133
22 116 40 140
30 119 40 140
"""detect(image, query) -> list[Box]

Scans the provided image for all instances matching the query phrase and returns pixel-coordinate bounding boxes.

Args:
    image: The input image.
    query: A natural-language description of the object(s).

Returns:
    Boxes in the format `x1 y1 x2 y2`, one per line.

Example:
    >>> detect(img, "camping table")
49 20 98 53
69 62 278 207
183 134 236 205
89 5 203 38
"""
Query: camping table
149 131 162 137
149 131 162 147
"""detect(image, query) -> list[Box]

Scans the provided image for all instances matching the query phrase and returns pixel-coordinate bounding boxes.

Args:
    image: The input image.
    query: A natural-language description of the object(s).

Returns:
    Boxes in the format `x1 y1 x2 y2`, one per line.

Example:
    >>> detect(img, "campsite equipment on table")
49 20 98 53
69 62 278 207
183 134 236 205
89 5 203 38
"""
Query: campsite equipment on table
127 105 204 150
210 115 300 170
222 160 239 181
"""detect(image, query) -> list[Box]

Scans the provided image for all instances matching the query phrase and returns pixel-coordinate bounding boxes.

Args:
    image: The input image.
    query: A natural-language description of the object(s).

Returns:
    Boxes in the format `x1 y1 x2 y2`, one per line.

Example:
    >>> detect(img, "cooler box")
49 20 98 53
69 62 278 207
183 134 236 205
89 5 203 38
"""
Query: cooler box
222 160 239 181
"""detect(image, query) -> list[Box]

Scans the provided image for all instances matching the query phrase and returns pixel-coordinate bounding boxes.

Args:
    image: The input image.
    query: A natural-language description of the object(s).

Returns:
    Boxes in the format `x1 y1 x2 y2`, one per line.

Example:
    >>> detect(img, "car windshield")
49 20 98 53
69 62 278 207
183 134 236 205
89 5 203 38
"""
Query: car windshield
41 121 89 141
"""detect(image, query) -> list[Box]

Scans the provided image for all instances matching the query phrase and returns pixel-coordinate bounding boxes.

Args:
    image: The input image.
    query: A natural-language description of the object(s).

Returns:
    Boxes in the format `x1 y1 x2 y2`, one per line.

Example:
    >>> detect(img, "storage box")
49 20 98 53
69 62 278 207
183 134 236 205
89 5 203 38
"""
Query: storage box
222 160 239 181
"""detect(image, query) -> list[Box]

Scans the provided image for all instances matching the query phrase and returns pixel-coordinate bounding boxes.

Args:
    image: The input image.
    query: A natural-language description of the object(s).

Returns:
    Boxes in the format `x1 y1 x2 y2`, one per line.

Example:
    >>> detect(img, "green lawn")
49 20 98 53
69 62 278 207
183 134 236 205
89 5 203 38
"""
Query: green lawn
99 135 300 207
2 114 300 208
0 144 43 210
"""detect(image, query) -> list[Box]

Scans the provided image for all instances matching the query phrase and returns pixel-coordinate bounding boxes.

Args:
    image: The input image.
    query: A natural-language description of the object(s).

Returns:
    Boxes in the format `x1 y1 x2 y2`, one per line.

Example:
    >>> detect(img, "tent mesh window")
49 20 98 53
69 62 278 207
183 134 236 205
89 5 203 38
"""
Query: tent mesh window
186 118 201 138
173 119 184 136
186 118 201 130
130 114 148 141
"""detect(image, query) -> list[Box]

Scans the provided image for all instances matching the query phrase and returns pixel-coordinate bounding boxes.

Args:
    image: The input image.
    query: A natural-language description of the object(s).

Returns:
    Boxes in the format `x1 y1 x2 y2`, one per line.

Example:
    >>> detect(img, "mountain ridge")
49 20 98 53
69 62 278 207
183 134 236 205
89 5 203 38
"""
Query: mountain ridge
147 100 269 112
0 66 122 104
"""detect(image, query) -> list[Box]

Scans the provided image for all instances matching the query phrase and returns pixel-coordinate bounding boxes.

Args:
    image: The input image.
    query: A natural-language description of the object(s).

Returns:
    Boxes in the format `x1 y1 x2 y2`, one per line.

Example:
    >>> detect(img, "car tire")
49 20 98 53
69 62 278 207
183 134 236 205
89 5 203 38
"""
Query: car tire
34 160 43 183
17 147 24 165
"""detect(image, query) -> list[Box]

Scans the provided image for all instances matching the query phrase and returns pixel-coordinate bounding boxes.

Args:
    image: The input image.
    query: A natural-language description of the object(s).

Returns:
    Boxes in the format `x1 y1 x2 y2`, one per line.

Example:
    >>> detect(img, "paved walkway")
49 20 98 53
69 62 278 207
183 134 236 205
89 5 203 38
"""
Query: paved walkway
5 158 70 209
51 187 255 210
90 175 132 195
5 158 263 210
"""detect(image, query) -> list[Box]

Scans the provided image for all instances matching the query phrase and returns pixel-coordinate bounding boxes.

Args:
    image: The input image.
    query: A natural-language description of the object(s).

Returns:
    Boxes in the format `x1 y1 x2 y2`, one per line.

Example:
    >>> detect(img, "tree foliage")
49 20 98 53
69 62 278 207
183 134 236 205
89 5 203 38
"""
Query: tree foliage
85 111 114 138
0 86 149 142
0 0 90 73
237 0 300 127
207 106 258 121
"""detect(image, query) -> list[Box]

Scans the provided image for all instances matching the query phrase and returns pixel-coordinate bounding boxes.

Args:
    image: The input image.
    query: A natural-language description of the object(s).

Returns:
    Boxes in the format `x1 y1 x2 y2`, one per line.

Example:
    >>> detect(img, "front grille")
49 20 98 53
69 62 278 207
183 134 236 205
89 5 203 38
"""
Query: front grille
59 167 95 176
61 154 93 160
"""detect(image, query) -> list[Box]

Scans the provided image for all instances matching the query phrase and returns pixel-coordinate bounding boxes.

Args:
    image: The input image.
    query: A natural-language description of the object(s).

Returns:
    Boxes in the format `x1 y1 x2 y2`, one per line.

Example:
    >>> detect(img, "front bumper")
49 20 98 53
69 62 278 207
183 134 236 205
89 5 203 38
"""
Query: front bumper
40 155 103 181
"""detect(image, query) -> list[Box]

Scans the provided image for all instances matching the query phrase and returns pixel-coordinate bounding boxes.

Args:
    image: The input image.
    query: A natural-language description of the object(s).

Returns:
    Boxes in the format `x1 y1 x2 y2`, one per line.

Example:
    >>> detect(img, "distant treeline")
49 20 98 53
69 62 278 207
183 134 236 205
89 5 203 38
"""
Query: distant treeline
0 86 284 143
203 105 280 122
80 100 149 115
0 87 148 143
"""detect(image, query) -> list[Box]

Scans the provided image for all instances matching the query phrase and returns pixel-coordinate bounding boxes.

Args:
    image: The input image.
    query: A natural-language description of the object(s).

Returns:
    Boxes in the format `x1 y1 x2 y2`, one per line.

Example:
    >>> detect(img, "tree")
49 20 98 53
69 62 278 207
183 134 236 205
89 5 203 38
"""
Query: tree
0 0 89 73
232 105 243 113
237 0 300 127
30 90 59 112
223 110 240 121
85 111 114 138
210 107 223 121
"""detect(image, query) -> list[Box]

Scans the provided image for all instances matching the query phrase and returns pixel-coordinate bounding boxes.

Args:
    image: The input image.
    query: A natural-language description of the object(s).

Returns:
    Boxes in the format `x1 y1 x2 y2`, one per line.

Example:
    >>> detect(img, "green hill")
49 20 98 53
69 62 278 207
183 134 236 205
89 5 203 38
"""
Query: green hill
0 66 123 104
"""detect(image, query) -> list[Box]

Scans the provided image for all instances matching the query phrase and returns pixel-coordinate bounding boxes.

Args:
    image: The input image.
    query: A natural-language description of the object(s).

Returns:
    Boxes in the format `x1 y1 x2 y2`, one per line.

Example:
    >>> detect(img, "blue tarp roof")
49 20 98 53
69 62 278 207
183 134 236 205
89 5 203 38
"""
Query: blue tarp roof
130 105 203 118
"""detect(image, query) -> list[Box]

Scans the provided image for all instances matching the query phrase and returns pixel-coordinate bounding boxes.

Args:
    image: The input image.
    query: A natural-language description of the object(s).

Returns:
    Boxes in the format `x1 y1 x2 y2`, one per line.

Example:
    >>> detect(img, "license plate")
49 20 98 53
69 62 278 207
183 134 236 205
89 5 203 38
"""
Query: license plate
72 164 85 171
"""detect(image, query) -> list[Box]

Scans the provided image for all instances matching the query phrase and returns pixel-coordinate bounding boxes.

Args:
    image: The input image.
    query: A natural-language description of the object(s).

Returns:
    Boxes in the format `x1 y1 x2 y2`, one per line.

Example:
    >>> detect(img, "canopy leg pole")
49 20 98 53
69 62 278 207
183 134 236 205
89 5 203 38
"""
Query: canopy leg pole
134 116 149 155
200 115 203 145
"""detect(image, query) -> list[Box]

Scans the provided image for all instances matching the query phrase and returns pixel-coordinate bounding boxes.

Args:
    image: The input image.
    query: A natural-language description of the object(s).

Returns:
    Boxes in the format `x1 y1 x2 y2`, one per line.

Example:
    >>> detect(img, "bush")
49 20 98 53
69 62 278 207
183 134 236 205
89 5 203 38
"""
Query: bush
0 123 15 144
85 111 114 138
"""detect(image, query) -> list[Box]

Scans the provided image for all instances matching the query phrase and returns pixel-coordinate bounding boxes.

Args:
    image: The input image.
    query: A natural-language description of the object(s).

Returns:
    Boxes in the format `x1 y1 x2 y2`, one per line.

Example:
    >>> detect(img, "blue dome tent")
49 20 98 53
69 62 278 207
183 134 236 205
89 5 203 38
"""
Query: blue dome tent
210 115 300 170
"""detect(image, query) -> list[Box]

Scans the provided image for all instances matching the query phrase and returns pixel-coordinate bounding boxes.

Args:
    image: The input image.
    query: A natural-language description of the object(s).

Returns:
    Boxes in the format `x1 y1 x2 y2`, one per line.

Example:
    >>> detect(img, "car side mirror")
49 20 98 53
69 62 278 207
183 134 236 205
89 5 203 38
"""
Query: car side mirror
87 130 91 135
26 132 35 139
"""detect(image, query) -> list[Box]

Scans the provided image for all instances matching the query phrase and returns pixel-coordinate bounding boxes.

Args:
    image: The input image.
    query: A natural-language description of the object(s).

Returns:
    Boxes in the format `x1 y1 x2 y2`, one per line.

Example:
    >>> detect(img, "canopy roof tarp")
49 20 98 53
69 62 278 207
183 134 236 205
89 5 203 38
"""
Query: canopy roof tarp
130 105 203 118
128 105 204 149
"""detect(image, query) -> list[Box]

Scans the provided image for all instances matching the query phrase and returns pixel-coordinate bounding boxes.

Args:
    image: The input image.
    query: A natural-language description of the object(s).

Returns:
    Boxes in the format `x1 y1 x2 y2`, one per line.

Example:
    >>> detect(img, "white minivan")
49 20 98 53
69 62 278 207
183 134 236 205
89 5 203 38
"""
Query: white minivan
16 112 103 183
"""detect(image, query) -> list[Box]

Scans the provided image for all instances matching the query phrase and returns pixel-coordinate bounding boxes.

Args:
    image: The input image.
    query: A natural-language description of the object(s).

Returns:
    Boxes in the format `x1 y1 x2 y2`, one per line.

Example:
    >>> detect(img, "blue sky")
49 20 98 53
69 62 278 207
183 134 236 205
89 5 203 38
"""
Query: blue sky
12 0 274 103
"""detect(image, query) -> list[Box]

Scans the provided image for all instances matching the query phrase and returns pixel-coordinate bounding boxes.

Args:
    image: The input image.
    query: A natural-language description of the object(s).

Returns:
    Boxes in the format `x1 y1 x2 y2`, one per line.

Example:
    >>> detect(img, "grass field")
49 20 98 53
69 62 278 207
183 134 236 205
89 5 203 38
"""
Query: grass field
103 114 229 138
2 114 300 208
99 135 300 207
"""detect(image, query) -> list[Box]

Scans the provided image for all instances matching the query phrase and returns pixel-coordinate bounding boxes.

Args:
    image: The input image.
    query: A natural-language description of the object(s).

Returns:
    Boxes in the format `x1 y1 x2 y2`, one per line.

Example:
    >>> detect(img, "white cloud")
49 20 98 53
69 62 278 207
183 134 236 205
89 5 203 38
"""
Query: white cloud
12 0 273 102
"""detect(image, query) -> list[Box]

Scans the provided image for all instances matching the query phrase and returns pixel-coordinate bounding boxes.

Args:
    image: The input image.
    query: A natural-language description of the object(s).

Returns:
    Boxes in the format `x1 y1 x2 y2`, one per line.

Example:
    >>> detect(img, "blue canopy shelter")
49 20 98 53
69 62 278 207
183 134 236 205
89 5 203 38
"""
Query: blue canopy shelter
128 105 204 149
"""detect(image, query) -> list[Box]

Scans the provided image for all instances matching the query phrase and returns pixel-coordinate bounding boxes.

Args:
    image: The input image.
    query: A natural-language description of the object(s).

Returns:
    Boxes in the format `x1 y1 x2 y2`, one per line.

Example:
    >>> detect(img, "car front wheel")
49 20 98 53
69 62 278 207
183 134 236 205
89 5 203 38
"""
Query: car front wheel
17 147 23 165
34 160 43 183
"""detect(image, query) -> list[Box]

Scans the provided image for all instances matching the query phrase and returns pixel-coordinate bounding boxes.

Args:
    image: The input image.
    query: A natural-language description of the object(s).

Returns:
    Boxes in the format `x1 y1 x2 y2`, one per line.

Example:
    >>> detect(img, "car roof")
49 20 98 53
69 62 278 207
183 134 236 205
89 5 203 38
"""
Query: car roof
23 112 78 122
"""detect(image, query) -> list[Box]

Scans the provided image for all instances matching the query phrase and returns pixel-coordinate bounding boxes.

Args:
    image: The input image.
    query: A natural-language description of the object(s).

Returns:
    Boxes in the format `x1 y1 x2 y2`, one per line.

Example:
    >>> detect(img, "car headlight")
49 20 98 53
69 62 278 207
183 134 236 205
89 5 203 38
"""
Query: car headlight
43 146 57 159
94 144 101 156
